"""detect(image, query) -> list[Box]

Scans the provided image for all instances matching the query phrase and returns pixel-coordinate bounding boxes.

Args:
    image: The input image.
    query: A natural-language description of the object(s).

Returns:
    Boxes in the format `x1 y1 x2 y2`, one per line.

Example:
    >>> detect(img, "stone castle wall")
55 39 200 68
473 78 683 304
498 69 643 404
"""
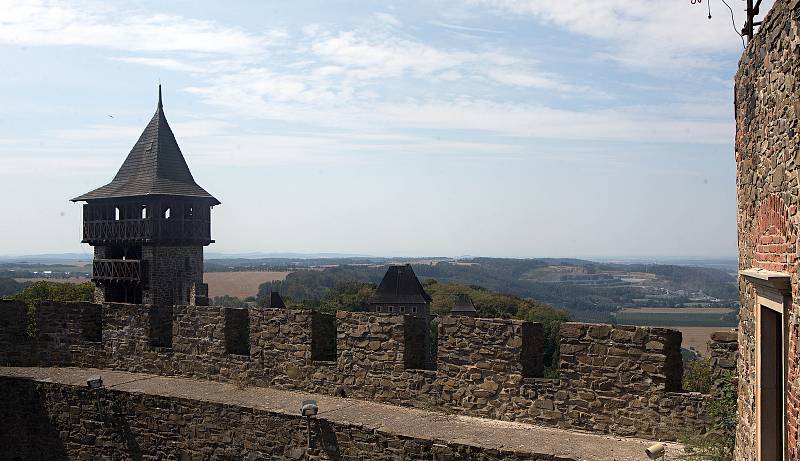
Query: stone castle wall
142 245 204 306
735 0 800 459
0 376 568 461
0 300 31 366
0 301 736 440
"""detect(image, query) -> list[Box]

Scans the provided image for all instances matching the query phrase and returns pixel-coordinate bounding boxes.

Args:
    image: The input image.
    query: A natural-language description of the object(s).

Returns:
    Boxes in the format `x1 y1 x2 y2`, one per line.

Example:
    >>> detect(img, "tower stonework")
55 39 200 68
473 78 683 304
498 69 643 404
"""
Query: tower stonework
72 87 219 306
735 1 800 459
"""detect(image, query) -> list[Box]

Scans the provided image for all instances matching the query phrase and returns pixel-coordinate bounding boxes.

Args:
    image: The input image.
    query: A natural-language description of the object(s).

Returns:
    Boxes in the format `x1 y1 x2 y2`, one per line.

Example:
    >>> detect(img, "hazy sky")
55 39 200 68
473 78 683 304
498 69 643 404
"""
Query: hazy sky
0 0 774 258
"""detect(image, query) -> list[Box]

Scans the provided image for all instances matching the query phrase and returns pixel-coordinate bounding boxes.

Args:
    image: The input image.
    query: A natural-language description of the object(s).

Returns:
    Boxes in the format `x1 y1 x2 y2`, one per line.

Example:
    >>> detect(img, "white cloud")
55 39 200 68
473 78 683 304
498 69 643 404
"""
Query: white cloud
311 31 467 79
110 57 209 73
375 13 402 27
469 0 774 69
485 69 601 95
0 0 278 55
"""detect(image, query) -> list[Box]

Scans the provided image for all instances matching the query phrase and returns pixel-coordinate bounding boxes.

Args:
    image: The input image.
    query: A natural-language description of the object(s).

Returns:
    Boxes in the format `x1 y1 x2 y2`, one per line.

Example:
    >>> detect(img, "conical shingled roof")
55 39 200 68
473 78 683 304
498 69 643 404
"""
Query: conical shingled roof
72 86 220 205
370 264 432 304
267 291 287 309
451 294 477 314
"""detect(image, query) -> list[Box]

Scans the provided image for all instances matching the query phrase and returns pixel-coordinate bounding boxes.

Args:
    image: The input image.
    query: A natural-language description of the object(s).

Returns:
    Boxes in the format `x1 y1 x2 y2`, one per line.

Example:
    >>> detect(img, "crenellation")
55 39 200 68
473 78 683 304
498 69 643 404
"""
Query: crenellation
224 307 250 356
0 300 734 440
35 301 102 367
0 300 31 366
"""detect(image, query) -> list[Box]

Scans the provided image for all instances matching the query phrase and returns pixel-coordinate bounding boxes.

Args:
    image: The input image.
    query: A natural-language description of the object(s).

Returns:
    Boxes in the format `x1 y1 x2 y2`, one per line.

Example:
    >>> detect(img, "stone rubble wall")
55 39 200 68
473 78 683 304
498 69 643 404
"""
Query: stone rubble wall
708 330 738 384
0 376 568 461
735 0 800 458
0 302 734 440
437 315 542 413
142 245 204 306
554 323 696 437
35 301 103 367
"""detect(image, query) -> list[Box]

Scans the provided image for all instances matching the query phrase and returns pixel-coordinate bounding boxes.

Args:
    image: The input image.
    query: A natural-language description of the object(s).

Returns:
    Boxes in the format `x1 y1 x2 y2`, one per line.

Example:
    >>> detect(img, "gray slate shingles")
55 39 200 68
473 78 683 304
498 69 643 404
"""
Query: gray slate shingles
370 264 432 305
72 88 219 205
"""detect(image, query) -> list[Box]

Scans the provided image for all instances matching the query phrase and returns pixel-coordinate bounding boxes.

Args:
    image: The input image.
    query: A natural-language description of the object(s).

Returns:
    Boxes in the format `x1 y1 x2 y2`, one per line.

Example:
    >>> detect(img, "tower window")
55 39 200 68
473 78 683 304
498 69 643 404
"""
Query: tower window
115 207 120 221
163 208 171 219
141 206 147 219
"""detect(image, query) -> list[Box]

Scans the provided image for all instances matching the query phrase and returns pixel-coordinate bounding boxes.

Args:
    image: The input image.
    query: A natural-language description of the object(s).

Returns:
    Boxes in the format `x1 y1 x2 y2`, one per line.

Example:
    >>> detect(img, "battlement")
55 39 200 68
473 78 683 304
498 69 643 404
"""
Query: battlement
0 301 736 440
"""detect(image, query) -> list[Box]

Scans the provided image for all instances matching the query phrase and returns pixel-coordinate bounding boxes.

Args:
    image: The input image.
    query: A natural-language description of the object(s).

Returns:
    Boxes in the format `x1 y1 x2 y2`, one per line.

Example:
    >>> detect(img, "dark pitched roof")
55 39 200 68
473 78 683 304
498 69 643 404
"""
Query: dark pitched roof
370 264 432 305
72 86 220 205
267 291 286 309
451 294 476 314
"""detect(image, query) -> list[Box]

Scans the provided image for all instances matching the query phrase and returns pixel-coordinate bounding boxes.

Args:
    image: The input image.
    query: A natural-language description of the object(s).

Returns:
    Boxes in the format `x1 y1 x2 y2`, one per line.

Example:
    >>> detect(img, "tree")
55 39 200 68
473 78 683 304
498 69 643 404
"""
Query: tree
211 295 248 309
4 281 95 336
0 277 26 297
318 281 375 313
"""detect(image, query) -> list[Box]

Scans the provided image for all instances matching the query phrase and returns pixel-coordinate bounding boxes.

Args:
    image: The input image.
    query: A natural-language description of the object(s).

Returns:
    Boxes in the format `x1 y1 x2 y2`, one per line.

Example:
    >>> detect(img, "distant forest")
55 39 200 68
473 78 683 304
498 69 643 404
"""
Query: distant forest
249 258 739 322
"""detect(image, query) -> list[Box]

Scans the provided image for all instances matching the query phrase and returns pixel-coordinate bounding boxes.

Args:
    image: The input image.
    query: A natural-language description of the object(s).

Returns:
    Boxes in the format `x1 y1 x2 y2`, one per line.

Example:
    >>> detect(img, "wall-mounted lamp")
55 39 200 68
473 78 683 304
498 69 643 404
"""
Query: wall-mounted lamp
86 375 104 414
300 399 318 448
645 442 666 460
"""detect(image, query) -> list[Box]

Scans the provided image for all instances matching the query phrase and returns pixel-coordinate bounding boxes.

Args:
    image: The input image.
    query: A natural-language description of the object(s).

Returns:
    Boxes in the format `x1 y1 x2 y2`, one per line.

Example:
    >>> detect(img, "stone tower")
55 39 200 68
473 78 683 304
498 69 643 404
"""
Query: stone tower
734 1 800 459
72 86 219 306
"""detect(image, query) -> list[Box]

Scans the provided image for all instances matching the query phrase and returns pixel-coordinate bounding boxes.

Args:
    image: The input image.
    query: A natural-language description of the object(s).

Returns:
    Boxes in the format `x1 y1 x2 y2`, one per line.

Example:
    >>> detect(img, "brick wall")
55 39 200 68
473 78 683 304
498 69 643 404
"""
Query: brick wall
735 0 800 458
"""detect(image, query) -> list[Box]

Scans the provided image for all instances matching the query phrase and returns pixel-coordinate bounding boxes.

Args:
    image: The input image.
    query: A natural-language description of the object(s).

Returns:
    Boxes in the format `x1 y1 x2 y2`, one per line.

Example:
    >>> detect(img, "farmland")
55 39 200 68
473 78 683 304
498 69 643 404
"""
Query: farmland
677 326 734 355
613 306 738 356
204 271 290 298
613 307 737 327
14 277 91 284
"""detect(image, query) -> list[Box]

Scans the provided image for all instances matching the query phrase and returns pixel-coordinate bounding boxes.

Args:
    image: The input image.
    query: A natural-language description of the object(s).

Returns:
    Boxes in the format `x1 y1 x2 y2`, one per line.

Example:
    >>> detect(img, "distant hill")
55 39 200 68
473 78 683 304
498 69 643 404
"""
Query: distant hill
252 257 738 323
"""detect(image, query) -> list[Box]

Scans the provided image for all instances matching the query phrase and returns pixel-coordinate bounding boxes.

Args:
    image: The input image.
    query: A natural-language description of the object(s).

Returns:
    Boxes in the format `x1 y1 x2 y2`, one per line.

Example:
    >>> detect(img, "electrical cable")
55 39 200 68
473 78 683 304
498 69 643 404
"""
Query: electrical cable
719 0 747 48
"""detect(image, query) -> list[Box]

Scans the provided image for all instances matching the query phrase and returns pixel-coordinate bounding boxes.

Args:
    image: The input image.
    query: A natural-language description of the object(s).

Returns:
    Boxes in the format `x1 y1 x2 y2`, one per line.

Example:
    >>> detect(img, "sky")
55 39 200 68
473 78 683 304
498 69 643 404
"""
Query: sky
0 0 775 259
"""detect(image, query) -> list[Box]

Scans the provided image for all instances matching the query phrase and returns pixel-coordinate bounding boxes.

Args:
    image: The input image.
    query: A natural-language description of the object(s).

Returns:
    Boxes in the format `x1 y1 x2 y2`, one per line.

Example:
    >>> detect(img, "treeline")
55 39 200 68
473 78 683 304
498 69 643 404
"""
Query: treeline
0 278 27 297
2 281 95 335
256 266 386 305
244 269 570 370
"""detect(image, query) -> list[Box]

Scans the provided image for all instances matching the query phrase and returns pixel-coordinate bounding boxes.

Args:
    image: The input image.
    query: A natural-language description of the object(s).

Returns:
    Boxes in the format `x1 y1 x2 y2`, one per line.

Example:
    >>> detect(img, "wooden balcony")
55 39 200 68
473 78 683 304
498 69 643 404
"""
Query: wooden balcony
92 259 147 284
82 218 212 245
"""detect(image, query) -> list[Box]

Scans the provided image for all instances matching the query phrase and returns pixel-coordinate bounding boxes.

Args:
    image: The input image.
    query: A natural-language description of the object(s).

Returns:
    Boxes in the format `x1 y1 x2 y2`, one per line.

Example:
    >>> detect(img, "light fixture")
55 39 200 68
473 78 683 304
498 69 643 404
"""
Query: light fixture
86 375 104 415
301 400 318 448
645 443 665 460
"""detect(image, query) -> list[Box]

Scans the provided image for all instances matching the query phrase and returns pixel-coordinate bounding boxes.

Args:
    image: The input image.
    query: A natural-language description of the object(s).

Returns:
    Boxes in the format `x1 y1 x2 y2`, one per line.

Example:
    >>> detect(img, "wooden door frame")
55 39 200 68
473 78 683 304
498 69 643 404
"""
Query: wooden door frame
741 268 791 461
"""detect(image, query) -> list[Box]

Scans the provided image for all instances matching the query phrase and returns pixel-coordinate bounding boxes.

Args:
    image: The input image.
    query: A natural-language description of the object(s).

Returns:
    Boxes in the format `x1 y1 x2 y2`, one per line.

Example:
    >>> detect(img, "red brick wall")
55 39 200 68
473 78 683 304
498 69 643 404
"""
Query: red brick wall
751 195 796 272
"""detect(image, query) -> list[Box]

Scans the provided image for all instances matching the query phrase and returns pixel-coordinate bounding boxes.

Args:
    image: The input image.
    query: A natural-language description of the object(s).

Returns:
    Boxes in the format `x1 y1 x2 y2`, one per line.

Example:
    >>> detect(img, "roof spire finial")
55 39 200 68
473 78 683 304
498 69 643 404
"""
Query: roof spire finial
158 82 163 109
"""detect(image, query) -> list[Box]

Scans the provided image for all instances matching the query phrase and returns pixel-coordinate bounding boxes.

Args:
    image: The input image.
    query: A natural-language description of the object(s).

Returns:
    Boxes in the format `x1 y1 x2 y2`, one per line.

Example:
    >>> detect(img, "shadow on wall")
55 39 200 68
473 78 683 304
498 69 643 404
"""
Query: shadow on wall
0 378 69 460
315 419 341 460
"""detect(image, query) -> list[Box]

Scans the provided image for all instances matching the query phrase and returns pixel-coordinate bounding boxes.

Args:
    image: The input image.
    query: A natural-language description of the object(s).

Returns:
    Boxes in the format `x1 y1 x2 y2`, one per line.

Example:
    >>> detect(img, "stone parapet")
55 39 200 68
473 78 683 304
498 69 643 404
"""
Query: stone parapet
0 301 733 439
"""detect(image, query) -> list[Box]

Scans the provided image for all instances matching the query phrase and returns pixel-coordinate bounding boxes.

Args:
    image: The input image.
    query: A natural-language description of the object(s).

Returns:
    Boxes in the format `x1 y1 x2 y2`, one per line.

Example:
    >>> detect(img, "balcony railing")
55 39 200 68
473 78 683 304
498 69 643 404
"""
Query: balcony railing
82 218 211 244
92 259 147 283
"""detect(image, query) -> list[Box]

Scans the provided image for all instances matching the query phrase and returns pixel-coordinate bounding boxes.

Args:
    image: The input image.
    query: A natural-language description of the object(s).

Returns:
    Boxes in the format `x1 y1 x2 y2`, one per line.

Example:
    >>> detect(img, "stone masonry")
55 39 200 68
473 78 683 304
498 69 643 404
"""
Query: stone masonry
0 367 682 461
735 0 800 459
0 301 734 441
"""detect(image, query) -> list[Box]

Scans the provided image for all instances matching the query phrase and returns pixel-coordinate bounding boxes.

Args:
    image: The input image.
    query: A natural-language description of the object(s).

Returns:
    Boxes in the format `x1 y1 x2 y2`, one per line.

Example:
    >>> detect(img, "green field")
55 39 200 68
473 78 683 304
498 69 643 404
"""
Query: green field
613 308 737 328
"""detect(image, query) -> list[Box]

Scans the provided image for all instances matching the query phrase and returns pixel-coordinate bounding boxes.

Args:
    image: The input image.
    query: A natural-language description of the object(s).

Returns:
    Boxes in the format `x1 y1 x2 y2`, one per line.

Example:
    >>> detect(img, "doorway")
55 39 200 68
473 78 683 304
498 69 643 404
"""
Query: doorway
758 297 787 461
